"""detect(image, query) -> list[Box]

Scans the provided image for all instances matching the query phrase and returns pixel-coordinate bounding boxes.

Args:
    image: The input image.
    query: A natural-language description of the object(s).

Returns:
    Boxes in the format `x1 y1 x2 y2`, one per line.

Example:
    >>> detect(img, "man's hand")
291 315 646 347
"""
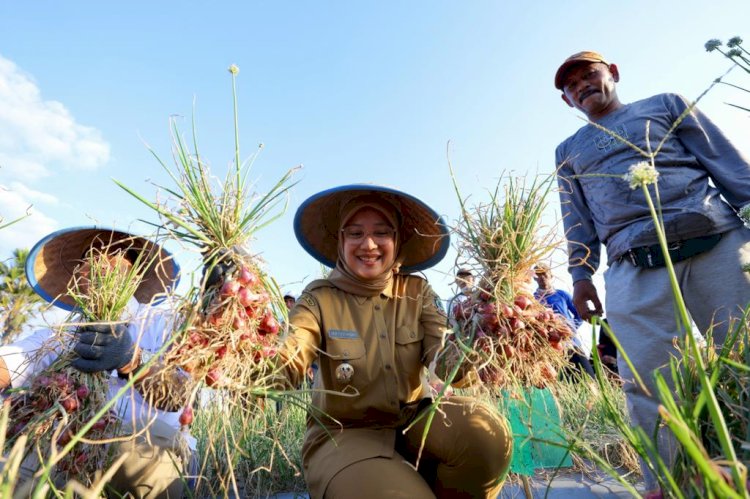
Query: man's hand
202 249 236 290
72 324 136 373
202 246 249 290
572 280 603 321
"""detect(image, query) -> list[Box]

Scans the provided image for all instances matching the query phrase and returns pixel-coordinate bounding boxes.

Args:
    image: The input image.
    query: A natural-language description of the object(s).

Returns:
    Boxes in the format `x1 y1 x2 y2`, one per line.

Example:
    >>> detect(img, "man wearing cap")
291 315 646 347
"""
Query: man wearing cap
0 227 193 497
272 184 512 498
283 291 297 311
554 51 750 490
446 268 474 326
532 263 594 379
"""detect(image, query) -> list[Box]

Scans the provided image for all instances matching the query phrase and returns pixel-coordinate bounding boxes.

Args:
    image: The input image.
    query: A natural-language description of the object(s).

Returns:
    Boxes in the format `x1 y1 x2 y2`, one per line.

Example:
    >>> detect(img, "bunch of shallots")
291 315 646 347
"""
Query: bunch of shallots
450 289 573 389
166 258 281 392
6 363 116 480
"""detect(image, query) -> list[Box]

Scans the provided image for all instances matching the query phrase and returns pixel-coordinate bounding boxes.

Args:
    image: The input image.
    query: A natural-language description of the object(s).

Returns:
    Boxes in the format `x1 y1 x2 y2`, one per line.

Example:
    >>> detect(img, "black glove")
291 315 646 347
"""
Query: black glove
72 323 135 373
203 250 236 290
202 246 249 290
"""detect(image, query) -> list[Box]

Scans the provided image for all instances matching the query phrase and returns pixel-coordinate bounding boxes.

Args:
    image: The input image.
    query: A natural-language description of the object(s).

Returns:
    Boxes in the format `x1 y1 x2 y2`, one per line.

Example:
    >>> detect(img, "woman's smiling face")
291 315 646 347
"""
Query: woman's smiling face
341 207 396 280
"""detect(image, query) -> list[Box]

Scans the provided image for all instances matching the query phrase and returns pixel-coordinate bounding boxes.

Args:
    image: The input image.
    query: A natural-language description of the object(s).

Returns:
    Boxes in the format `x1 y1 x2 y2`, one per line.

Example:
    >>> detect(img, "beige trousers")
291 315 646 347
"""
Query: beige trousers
324 396 512 499
107 418 192 498
16 418 192 499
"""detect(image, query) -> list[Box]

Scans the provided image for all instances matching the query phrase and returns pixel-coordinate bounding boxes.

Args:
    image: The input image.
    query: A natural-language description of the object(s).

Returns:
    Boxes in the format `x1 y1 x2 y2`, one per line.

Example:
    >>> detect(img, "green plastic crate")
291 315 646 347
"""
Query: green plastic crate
499 387 573 475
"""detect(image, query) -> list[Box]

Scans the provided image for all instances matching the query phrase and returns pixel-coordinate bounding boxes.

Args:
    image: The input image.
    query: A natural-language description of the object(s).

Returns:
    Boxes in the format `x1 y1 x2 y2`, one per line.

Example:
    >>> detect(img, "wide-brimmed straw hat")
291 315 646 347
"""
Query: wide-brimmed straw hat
294 184 450 273
26 226 180 311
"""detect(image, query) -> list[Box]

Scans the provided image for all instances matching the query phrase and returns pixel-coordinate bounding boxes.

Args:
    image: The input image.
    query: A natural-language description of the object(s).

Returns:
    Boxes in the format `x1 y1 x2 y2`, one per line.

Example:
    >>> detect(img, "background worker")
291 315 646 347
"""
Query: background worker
446 268 474 326
283 291 297 311
554 50 750 491
533 262 594 379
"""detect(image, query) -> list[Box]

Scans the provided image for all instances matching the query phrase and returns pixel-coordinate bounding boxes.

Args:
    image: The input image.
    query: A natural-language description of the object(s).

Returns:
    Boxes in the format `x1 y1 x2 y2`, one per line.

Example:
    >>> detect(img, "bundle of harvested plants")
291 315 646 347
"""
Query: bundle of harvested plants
447 171 573 389
6 244 150 486
117 64 297 396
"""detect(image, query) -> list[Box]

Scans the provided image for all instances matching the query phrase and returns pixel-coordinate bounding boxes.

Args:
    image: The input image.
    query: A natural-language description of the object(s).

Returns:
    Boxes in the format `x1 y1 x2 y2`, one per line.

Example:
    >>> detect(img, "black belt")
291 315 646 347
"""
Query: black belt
622 233 723 269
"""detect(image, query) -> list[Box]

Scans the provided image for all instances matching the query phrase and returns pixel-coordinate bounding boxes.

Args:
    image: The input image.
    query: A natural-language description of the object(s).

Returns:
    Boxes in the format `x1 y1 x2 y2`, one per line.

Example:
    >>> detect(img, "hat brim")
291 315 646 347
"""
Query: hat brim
554 56 608 89
294 184 450 273
26 226 180 311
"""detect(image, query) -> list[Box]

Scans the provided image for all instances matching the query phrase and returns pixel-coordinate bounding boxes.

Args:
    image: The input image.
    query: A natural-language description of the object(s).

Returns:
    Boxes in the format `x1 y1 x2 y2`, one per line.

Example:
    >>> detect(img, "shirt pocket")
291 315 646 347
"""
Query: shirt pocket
395 325 423 369
325 336 367 386
326 337 366 361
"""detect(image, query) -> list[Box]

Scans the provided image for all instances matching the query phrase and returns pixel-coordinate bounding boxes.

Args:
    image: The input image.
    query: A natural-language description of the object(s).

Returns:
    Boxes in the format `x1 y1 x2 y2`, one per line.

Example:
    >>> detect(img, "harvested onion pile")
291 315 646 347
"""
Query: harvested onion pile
6 362 115 481
446 171 574 390
450 289 574 388
165 259 281 391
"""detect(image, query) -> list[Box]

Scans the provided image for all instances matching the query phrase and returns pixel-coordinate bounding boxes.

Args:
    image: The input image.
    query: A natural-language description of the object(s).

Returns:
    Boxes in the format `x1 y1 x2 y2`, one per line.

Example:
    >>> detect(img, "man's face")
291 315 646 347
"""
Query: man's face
561 62 620 121
456 273 473 290
533 271 551 289
72 251 133 296
284 297 296 310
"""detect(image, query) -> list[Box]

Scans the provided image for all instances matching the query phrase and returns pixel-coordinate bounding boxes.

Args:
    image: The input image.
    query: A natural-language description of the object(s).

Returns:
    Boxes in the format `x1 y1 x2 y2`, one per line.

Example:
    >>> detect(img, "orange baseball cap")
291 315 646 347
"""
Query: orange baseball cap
554 51 609 89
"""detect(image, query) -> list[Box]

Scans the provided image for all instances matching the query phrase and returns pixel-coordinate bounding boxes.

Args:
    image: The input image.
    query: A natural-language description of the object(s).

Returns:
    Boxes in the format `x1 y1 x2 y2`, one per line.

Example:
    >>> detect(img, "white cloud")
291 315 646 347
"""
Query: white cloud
0 182 58 256
0 55 110 182
6 181 58 205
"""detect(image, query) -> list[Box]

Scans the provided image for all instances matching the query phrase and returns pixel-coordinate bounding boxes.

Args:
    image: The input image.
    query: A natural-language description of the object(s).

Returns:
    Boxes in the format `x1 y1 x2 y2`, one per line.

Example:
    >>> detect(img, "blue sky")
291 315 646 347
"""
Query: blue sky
1 0 749 313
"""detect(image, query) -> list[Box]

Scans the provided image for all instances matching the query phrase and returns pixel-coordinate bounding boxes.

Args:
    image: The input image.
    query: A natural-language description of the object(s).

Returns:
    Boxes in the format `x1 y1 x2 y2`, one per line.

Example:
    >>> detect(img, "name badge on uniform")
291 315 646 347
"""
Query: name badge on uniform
328 329 359 339
327 330 358 383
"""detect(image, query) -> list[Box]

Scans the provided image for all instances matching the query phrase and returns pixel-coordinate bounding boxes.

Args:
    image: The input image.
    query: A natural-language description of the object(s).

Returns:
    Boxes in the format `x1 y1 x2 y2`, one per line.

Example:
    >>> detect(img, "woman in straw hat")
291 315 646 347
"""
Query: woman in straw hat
278 185 512 498
0 226 193 498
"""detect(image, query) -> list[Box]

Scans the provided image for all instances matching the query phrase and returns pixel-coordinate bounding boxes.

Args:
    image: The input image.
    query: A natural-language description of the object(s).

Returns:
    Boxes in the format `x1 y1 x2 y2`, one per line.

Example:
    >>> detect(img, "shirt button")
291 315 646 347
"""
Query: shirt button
380 333 386 339
409 332 416 338
374 304 381 310
385 364 392 370
343 350 349 357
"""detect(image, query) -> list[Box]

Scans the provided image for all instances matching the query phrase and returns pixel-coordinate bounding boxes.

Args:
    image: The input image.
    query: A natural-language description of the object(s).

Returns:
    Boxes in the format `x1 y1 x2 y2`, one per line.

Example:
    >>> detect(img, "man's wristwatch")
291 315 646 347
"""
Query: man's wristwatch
117 348 145 377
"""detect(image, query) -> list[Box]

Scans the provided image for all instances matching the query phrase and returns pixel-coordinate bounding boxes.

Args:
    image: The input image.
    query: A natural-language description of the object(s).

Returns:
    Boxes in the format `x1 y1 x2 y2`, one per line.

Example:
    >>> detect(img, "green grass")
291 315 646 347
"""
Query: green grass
552 377 641 477
190 391 308 498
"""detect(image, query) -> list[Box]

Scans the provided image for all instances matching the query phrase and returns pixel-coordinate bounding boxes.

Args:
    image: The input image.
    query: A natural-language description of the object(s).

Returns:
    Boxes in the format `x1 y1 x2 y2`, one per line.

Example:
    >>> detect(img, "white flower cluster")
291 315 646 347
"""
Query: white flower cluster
624 161 659 190
739 203 750 229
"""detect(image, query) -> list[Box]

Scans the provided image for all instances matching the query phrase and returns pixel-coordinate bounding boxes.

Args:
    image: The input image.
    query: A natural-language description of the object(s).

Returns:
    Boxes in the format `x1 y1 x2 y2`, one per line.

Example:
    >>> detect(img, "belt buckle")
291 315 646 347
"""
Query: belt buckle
645 247 654 268
627 249 638 267
667 241 682 251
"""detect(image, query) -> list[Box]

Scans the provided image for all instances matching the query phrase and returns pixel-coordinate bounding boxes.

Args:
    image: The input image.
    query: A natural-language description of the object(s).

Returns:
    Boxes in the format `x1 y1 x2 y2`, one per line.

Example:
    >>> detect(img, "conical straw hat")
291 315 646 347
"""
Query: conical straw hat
294 184 450 273
25 226 180 311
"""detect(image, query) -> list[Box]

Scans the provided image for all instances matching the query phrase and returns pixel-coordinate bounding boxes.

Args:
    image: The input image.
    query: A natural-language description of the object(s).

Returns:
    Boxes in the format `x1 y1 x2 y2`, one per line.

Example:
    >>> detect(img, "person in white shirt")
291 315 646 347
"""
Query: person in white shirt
0 226 193 498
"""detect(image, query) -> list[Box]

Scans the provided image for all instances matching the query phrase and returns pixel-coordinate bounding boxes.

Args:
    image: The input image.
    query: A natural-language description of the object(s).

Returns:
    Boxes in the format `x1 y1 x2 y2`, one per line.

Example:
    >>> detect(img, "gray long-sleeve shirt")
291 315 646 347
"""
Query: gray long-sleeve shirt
555 93 750 283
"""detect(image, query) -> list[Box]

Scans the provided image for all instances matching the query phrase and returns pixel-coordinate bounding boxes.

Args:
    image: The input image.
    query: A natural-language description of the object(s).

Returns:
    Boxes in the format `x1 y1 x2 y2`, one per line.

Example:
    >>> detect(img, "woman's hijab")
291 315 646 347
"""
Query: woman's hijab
327 195 402 297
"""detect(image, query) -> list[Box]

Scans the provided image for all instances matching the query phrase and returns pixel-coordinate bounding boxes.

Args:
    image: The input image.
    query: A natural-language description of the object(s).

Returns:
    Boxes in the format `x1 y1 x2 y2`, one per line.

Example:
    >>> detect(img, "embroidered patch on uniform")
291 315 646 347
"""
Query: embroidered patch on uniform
300 293 316 309
328 329 359 339
434 295 448 318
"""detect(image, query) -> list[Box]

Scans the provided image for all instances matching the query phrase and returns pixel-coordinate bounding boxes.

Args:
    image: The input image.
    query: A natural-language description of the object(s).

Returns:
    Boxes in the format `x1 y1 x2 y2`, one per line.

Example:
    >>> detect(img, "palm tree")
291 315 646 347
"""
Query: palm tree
0 249 45 344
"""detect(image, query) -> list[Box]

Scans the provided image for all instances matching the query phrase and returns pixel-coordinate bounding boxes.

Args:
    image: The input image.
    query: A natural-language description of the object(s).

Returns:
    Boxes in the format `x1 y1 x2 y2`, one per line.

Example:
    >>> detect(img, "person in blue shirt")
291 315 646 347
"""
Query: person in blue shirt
533 262 594 379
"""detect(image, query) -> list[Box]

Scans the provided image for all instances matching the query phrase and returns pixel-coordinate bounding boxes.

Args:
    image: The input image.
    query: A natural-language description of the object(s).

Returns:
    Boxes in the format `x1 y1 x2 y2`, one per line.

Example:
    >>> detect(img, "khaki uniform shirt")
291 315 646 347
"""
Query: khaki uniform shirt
281 274 448 498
